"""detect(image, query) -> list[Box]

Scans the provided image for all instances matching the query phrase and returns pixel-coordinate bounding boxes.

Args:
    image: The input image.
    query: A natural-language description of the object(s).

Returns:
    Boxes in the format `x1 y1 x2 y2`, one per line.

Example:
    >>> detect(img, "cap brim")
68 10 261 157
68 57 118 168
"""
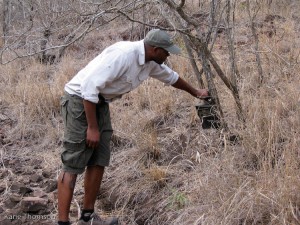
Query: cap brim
165 44 181 55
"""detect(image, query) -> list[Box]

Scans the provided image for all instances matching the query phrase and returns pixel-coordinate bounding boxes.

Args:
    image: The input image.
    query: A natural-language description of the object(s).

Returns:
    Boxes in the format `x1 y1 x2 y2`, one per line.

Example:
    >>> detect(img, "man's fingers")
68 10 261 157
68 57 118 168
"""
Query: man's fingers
92 141 99 149
86 140 99 149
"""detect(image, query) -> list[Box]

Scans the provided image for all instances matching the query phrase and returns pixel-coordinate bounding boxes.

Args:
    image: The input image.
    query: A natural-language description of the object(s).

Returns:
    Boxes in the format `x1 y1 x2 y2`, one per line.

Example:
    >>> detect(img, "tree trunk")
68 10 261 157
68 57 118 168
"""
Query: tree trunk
2 0 10 45
225 0 245 123
182 34 205 89
198 43 228 130
246 0 264 86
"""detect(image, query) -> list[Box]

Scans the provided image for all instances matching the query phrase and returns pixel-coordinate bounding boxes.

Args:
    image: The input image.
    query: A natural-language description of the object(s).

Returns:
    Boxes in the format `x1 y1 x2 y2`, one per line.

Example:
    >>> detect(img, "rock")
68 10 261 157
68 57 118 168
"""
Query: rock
0 169 9 179
23 166 36 175
10 183 22 193
44 179 57 193
42 171 51 179
31 183 40 188
32 159 43 169
22 177 30 185
19 186 33 195
0 185 5 194
10 182 33 195
30 174 43 183
4 198 19 209
32 188 47 198
20 197 48 213
9 194 22 203
12 167 23 174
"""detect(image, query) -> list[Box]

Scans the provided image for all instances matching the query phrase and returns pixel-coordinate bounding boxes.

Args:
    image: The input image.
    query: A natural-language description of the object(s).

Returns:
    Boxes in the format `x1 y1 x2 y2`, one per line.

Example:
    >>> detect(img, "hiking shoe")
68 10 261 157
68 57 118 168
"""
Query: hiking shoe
77 212 119 225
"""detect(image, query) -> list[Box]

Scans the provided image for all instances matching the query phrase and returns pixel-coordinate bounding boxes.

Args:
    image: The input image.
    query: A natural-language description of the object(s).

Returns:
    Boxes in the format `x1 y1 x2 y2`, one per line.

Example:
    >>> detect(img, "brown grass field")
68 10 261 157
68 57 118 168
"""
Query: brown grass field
0 1 299 224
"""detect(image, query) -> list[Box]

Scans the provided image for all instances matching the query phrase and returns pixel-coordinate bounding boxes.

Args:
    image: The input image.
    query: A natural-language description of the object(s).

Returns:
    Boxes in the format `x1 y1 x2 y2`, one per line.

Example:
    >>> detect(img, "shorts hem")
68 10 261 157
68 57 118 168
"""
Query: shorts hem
87 161 109 167
62 166 85 175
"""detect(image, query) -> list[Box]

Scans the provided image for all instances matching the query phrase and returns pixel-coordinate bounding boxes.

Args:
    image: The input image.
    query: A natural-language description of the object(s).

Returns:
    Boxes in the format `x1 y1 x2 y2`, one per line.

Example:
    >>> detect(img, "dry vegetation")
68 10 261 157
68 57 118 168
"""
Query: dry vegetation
0 0 300 225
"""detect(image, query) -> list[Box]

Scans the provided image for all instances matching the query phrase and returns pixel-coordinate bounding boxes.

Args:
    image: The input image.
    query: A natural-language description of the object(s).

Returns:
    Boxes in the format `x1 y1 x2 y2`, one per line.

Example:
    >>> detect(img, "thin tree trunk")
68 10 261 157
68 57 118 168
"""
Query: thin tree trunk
246 0 263 86
182 34 205 88
2 0 11 45
225 0 240 85
198 42 228 130
225 0 245 123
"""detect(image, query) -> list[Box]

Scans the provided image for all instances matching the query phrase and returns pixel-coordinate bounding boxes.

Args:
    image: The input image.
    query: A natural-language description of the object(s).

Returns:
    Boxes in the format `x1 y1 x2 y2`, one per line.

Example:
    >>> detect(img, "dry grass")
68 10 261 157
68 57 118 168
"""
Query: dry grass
0 1 300 224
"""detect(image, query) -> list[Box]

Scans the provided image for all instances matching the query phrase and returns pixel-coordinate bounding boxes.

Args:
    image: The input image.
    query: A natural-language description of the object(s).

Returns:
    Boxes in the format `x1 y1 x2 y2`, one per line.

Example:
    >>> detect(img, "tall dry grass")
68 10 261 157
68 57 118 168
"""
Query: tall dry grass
0 1 299 224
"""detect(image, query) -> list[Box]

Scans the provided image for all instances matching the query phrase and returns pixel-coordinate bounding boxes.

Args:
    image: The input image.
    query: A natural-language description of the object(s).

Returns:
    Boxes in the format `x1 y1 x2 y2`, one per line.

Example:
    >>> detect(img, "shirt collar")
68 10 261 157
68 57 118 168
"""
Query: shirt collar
138 40 146 66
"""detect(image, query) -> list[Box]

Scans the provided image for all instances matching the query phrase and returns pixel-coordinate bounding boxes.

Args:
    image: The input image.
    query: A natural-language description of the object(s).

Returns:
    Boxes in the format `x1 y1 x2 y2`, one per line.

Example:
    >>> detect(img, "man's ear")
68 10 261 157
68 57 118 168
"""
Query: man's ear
153 47 159 53
150 46 158 56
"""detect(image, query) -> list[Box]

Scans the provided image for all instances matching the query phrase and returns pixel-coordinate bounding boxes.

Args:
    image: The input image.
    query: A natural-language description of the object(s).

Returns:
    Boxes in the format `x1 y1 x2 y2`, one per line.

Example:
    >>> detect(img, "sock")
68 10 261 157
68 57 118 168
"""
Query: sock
80 209 94 222
58 221 71 225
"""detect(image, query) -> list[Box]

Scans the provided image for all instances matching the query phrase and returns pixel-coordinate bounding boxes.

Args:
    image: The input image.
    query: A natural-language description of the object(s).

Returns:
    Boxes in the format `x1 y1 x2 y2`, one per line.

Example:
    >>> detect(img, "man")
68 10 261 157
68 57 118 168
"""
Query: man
57 29 208 225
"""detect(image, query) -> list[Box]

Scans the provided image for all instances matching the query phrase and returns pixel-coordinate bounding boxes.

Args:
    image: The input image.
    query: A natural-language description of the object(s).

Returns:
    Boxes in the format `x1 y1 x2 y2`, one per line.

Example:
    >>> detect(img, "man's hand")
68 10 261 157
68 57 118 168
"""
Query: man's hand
172 77 209 99
195 89 209 99
86 127 100 149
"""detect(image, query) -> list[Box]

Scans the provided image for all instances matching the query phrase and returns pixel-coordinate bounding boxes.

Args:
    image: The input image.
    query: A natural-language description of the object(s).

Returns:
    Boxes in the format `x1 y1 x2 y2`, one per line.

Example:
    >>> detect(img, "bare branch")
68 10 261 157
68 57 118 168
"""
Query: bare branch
0 0 139 64
161 0 199 28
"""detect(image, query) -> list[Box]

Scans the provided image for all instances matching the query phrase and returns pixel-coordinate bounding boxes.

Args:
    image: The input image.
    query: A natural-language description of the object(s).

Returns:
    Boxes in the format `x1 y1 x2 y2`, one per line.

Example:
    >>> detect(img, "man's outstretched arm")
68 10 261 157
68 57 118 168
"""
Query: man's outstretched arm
172 77 209 98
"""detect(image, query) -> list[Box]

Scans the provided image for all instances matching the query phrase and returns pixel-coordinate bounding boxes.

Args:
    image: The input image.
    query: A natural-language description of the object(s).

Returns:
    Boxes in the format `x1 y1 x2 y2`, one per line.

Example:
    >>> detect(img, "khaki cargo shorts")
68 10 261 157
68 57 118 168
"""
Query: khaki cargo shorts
60 92 113 174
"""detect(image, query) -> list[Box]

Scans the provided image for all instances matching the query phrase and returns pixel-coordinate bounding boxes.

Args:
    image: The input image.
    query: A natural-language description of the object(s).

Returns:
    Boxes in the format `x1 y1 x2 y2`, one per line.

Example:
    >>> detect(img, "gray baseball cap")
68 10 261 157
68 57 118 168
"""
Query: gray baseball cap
144 29 181 55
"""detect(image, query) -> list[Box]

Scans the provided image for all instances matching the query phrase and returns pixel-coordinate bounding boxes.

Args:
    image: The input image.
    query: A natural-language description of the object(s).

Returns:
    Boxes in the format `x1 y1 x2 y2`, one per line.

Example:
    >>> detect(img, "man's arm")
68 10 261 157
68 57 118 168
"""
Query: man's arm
172 77 209 98
83 100 100 149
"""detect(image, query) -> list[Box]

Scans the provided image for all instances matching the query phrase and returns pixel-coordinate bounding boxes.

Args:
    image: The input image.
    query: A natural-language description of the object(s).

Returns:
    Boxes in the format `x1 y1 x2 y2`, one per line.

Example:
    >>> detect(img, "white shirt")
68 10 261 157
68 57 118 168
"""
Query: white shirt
64 40 179 103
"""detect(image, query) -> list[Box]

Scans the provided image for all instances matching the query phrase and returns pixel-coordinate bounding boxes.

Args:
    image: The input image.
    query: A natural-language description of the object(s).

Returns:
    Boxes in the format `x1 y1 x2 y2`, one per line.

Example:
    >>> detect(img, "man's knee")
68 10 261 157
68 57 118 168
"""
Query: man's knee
58 171 77 189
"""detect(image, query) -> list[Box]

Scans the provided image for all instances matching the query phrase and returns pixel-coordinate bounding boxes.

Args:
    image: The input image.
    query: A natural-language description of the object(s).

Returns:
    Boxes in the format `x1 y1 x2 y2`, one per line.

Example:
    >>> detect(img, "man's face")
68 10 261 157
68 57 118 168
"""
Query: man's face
153 47 170 64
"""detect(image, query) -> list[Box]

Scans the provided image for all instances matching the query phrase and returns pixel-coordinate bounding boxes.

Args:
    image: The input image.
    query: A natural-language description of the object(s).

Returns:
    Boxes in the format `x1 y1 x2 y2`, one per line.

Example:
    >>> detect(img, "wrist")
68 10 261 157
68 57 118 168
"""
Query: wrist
88 125 98 130
192 88 199 97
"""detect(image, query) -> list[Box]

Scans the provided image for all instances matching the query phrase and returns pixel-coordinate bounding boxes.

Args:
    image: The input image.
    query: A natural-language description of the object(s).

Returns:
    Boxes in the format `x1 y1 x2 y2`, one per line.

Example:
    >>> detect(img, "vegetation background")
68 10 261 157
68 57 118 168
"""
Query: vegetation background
0 0 299 224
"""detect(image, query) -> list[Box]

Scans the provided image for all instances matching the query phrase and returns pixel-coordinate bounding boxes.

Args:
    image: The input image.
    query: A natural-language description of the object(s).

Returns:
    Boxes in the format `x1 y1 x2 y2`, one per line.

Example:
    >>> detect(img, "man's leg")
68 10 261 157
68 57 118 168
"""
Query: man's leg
83 165 105 209
58 171 78 222
78 165 119 225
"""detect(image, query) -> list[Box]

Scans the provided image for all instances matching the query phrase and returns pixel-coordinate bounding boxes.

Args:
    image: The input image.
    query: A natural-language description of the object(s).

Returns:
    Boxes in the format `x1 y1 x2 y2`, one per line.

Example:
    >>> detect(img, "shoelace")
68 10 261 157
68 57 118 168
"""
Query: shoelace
90 213 103 224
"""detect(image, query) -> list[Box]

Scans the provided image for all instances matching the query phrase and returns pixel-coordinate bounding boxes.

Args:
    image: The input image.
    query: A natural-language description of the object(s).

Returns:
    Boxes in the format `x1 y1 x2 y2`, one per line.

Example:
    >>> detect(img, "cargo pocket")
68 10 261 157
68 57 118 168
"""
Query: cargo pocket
60 96 69 125
61 140 92 170
68 96 86 121
100 129 113 152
